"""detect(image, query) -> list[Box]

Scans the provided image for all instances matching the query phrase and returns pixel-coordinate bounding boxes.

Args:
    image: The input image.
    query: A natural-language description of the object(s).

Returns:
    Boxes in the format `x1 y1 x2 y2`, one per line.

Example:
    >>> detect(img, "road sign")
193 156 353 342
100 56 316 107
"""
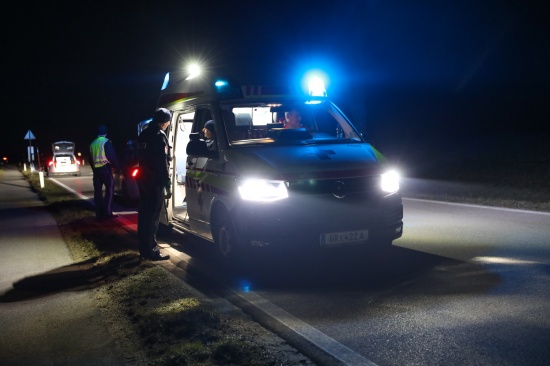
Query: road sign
24 130 36 140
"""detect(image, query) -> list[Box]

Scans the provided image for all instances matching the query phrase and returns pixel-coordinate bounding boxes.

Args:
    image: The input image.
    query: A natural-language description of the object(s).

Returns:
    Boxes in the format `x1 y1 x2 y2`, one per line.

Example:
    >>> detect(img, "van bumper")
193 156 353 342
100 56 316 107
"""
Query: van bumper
232 192 403 251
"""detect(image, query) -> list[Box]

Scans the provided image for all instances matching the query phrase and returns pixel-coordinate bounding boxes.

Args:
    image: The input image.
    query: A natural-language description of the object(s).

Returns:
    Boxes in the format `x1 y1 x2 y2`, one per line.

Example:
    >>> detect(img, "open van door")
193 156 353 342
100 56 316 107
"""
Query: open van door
169 112 194 224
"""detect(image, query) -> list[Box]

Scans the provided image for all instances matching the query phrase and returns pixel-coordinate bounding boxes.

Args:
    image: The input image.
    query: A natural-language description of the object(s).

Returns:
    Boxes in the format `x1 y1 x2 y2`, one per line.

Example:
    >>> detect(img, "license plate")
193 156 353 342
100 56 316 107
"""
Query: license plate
320 229 369 247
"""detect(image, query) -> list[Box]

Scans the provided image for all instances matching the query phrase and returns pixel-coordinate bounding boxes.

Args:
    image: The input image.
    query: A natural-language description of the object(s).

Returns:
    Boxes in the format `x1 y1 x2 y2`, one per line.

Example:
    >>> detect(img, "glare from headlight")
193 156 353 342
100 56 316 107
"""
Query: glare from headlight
381 170 400 193
238 179 288 202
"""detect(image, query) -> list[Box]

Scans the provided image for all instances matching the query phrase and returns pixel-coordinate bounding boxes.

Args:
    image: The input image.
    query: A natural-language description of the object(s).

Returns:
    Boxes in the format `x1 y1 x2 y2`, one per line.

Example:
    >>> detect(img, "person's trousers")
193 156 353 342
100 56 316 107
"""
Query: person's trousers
92 168 114 218
137 181 164 258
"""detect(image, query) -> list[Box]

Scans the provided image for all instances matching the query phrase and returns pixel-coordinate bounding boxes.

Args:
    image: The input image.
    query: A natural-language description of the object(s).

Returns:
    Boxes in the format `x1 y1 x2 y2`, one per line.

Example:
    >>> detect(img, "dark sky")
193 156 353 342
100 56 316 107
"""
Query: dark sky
2 0 548 171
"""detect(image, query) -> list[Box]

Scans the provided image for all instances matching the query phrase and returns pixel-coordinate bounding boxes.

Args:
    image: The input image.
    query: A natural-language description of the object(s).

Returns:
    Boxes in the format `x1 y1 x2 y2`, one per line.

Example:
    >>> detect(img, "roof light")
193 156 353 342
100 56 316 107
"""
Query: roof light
161 72 170 90
308 76 327 97
186 63 201 80
215 80 228 87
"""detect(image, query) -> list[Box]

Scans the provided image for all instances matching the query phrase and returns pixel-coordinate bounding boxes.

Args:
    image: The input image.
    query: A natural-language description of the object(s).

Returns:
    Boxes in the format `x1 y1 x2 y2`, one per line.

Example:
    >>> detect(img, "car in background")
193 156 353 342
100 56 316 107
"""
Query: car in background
46 141 81 177
113 118 151 206
113 139 140 206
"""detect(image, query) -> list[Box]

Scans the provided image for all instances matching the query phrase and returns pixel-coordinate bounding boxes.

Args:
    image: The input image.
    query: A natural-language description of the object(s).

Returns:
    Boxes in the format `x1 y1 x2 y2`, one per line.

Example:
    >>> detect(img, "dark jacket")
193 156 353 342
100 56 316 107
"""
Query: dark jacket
137 124 170 188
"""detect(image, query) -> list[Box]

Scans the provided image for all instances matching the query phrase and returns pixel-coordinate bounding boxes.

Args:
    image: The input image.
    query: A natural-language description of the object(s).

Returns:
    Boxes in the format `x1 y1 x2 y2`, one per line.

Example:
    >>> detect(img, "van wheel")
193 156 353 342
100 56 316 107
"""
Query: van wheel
215 211 241 260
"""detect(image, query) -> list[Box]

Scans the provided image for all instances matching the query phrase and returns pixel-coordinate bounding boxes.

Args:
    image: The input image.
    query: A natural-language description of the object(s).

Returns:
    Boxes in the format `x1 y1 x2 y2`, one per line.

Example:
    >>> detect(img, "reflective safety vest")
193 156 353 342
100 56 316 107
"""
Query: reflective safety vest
90 136 110 168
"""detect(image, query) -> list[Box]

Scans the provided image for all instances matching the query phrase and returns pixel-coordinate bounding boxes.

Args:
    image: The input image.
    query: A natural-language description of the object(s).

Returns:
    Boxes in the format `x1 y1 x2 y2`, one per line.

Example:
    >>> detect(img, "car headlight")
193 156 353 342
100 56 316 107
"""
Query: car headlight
238 179 288 202
381 170 400 193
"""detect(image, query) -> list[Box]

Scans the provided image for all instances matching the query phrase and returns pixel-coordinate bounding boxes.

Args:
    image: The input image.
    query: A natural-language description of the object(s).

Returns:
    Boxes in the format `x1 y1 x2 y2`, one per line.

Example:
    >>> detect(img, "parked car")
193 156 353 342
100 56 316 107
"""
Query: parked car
46 141 81 177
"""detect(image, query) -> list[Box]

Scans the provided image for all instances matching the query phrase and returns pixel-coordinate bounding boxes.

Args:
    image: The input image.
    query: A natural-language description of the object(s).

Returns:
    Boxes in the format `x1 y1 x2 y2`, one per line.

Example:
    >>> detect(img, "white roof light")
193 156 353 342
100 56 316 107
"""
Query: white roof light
186 63 201 80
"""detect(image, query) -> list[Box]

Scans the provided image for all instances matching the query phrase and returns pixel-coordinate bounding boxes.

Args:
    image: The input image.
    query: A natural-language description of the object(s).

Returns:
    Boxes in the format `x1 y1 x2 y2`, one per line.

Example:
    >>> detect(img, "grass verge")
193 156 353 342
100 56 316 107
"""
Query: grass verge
22 170 312 366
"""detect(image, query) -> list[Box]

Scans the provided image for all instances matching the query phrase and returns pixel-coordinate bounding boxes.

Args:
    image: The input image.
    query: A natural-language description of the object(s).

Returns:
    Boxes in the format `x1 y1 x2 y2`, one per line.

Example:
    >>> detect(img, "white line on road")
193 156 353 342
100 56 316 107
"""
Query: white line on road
404 197 550 216
49 178 91 201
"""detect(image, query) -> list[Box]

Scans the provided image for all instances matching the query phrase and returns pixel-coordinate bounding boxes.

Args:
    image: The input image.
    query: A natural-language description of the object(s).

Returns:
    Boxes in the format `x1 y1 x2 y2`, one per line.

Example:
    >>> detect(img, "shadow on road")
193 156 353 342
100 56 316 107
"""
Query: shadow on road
0 253 143 302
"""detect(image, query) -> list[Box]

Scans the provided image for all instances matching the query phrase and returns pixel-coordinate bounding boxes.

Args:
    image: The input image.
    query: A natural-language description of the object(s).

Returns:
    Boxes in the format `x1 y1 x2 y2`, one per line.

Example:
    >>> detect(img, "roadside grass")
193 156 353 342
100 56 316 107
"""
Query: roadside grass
22 170 300 366
405 158 550 212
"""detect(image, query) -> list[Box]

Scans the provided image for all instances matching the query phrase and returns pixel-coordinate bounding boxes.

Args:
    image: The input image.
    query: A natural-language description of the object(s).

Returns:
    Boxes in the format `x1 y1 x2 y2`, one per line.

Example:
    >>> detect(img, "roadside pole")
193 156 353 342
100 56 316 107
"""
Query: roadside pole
24 130 37 170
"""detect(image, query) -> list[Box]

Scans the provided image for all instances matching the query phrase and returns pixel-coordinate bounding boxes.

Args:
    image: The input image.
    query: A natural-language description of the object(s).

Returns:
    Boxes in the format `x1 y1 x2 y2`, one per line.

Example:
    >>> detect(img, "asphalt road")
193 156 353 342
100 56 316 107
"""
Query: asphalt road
49 166 550 366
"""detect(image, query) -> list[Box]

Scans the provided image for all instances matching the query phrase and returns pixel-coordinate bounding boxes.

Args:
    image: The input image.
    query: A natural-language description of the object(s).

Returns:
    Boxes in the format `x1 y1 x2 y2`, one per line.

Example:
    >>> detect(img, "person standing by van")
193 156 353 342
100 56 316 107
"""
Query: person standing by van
89 125 119 219
136 108 172 261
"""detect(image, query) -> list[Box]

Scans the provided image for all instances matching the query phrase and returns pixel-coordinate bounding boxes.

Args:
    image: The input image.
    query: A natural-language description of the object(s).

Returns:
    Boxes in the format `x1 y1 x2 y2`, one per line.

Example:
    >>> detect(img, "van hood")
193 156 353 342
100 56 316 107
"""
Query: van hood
227 143 383 180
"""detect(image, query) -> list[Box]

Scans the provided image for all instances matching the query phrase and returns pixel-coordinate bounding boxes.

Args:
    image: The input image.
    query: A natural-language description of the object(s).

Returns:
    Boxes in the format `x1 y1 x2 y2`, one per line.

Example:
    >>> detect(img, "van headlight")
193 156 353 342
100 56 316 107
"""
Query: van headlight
238 179 288 202
380 170 400 193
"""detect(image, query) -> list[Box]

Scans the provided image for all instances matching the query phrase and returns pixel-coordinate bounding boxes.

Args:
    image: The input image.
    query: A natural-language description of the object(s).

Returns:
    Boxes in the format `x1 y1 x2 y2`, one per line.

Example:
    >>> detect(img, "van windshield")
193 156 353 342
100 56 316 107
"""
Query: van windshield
221 101 362 146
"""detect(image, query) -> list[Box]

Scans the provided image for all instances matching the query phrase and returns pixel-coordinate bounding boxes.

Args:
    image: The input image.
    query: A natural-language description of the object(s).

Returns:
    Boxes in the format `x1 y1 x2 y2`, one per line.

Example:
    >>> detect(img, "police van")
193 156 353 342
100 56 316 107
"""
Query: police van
156 68 403 259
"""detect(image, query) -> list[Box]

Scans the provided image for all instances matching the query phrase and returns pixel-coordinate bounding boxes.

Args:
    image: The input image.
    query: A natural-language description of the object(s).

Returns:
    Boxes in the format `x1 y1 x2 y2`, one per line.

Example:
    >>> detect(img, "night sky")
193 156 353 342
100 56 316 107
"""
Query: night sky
2 0 548 175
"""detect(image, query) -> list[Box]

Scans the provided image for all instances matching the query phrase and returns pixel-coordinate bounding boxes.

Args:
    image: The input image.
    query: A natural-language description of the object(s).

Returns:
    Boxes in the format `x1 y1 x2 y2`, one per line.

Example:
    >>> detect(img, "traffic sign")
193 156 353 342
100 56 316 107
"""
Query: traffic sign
24 130 36 140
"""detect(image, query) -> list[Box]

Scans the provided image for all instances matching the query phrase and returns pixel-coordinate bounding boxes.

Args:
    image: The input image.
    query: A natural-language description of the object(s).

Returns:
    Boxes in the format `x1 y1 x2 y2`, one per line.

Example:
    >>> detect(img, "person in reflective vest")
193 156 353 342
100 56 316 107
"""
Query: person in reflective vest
89 124 119 219
137 108 172 261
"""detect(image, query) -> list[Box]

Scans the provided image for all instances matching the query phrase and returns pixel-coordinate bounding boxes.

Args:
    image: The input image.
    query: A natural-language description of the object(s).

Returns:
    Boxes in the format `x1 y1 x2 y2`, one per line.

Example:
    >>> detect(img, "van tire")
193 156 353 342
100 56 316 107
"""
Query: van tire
214 210 241 260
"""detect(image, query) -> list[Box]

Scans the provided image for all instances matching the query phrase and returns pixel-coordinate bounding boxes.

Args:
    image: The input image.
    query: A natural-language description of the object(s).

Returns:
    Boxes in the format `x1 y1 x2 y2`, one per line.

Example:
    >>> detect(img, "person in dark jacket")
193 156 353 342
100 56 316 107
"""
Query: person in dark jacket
136 108 172 261
89 125 119 219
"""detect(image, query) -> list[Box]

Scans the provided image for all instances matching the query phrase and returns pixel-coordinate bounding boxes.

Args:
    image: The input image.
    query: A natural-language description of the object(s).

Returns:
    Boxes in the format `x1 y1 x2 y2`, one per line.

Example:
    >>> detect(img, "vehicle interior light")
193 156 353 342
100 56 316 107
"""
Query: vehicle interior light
308 76 327 97
238 179 288 202
381 170 400 193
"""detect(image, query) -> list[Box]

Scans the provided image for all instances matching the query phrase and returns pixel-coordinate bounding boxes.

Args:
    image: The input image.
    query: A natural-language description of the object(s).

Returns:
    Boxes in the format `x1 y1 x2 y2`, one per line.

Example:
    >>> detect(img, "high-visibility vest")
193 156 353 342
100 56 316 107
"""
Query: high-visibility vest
90 136 110 168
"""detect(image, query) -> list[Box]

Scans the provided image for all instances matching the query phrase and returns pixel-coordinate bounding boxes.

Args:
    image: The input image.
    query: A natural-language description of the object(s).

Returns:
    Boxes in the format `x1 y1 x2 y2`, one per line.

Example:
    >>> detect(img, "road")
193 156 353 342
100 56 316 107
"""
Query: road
51 166 550 366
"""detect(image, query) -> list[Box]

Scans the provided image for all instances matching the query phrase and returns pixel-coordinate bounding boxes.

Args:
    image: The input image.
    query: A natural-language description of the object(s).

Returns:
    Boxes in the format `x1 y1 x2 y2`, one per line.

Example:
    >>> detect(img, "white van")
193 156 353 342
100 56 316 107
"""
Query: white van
157 70 403 259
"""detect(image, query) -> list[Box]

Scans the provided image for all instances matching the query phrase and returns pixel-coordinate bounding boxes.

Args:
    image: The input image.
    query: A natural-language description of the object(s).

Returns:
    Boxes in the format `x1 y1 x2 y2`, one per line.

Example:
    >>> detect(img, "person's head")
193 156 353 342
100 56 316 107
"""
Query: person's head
284 108 302 128
152 108 172 130
97 125 108 136
202 120 215 139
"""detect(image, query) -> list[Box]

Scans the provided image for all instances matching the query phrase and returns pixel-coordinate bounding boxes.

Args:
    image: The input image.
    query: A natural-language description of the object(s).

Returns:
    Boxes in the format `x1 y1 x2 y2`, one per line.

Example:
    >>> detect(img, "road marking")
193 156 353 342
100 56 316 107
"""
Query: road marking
49 178 90 200
404 197 550 216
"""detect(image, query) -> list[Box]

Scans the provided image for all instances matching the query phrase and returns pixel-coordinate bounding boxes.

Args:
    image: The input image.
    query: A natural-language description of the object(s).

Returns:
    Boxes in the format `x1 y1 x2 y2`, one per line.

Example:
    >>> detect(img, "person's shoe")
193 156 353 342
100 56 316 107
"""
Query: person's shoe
149 252 170 261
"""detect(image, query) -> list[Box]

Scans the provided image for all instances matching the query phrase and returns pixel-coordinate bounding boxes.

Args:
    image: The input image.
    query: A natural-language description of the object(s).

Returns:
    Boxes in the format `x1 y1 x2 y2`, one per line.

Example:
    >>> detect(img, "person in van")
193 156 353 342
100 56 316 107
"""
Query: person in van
202 120 217 152
283 108 303 129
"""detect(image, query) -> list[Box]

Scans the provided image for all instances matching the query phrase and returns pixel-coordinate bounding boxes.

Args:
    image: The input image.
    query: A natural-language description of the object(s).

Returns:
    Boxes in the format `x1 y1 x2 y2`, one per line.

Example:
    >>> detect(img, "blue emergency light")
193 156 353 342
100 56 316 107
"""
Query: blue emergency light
308 76 327 97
